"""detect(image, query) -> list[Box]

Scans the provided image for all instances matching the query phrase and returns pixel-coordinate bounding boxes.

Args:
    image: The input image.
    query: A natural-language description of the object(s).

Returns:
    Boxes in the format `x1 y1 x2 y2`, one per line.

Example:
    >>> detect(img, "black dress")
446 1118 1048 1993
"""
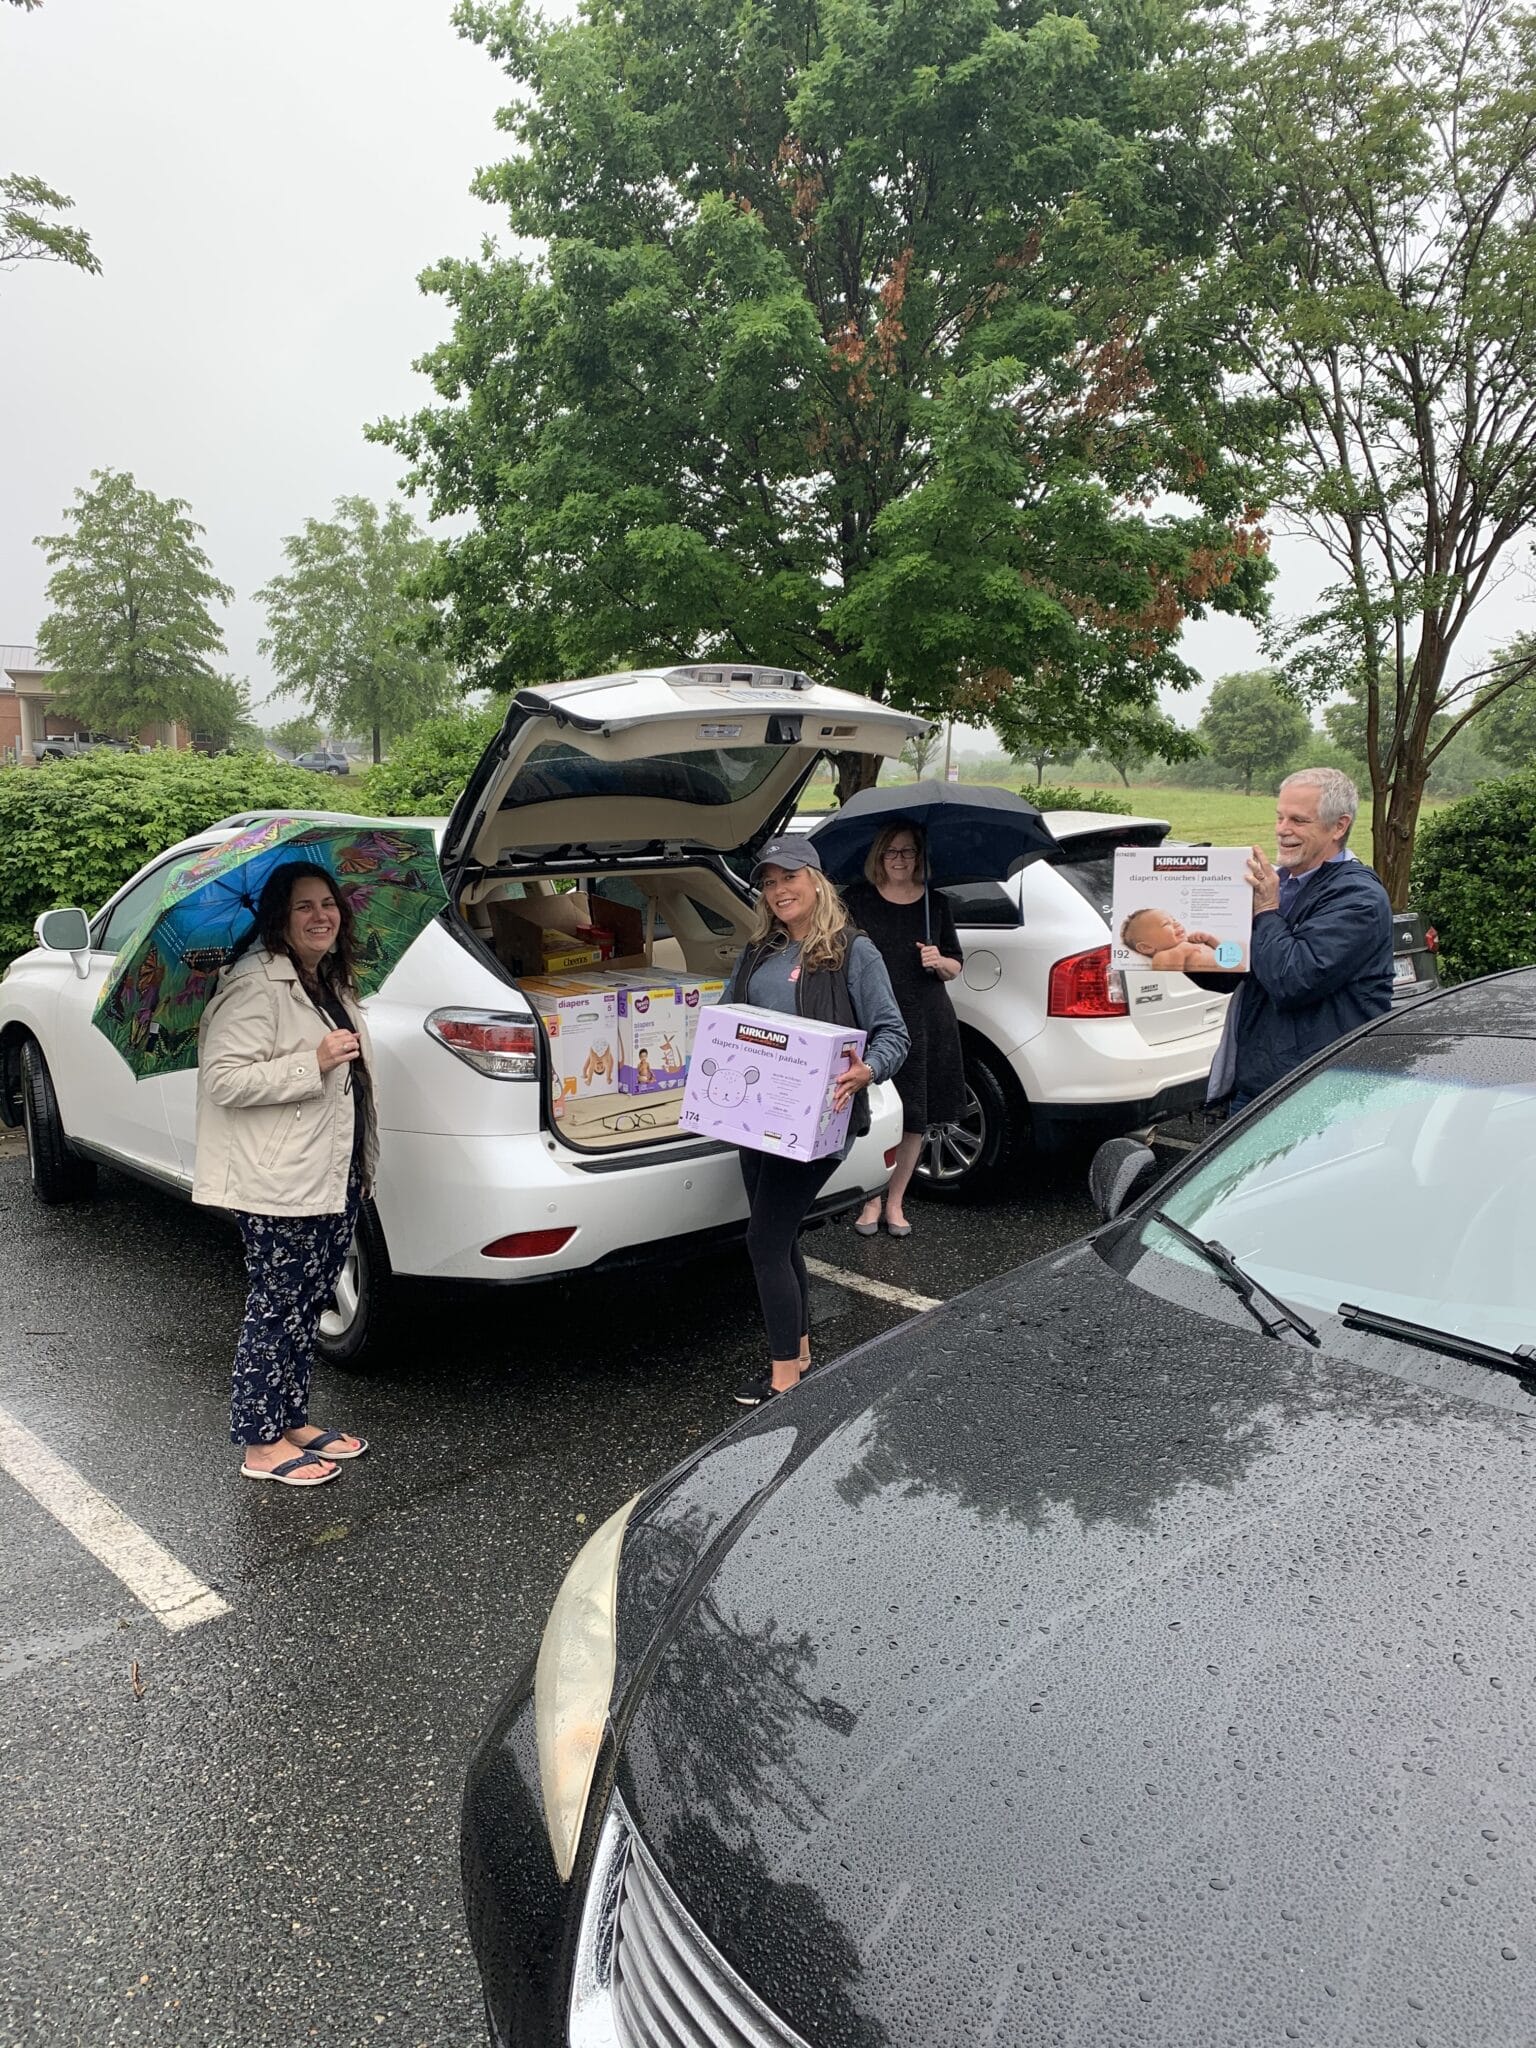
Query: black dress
843 883 966 1133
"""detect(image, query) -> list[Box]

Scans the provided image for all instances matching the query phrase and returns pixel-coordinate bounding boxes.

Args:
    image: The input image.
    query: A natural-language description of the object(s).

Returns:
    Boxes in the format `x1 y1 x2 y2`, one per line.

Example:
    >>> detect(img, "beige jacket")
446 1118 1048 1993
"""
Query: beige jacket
192 949 378 1216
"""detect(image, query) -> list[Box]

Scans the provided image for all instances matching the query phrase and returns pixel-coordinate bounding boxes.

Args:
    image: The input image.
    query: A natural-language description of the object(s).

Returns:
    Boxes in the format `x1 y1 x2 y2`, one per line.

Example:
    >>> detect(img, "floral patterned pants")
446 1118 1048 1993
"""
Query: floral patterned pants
229 1168 361 1446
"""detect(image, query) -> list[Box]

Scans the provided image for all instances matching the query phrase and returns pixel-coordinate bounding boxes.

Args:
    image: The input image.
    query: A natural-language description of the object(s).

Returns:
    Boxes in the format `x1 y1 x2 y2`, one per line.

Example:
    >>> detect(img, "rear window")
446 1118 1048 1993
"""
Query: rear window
1048 826 1170 923
938 880 1020 928
500 742 786 810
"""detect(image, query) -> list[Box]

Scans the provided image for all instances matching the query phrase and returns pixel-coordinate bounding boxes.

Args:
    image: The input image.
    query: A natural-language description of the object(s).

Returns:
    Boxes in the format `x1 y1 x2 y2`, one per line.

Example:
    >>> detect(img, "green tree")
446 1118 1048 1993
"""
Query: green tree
34 469 234 738
257 497 454 765
1198 670 1310 795
378 0 1271 800
1321 673 1449 767
900 728 942 781
1474 637 1536 769
2 3 99 278
186 675 261 752
267 713 324 757
1200 0 1536 903
362 702 505 815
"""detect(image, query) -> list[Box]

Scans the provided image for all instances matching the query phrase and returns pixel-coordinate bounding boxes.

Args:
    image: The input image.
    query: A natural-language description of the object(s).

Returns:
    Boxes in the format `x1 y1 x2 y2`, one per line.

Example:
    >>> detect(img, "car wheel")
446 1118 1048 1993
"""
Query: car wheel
314 1196 391 1369
915 1050 1020 1200
20 1039 98 1205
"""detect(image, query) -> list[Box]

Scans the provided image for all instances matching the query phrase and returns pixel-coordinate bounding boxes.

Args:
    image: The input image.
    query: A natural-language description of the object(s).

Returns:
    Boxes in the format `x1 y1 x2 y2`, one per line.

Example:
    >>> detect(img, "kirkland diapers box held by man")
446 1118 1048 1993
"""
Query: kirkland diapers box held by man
680 1003 866 1160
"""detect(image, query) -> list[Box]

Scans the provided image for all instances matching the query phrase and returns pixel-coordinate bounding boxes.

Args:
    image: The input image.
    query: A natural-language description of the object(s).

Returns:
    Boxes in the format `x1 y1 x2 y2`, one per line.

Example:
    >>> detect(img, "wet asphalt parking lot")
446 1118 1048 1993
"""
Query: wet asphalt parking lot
0 1128 1100 2047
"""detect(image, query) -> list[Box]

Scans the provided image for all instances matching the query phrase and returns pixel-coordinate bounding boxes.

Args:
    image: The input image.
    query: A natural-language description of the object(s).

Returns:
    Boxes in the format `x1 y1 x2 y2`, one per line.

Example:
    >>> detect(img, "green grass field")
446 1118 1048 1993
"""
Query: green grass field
799 776 1443 847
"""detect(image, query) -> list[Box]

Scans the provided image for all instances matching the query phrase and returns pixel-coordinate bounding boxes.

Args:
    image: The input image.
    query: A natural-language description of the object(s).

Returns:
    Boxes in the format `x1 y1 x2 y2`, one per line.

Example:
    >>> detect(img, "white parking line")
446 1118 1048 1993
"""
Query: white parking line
803 1257 943 1315
0 1405 229 1634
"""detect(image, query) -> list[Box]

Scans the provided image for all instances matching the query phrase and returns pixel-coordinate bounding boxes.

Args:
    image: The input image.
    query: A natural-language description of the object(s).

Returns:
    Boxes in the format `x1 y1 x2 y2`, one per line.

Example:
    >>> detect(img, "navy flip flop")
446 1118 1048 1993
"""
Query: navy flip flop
292 1429 369 1460
241 1452 341 1488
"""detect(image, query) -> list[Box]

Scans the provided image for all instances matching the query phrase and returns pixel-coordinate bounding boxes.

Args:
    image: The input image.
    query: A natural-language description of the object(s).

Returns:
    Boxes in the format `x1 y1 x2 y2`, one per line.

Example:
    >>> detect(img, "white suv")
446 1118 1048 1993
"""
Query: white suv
0 666 919 1364
804 805 1229 1194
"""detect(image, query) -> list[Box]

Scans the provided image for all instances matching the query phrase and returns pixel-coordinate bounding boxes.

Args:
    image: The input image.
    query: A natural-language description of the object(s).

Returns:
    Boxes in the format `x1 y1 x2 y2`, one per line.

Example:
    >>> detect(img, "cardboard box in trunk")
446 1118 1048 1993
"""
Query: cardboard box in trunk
516 978 619 1109
489 891 645 981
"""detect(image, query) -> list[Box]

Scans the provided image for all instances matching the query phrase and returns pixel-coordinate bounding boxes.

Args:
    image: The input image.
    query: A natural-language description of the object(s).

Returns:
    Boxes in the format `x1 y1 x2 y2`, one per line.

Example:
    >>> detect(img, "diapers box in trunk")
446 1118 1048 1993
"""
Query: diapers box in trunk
516 978 619 1113
680 1003 865 1160
615 981 688 1094
676 974 726 1058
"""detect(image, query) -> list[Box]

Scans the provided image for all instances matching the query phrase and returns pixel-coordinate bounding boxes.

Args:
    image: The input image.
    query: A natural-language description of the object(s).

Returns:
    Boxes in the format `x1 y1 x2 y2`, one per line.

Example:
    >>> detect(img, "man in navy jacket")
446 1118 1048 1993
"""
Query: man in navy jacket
1198 768 1395 1111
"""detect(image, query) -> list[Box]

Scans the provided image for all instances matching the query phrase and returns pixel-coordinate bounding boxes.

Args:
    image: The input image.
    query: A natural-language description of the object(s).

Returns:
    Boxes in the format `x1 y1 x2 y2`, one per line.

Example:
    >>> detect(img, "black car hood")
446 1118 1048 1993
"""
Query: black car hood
614 1250 1536 2047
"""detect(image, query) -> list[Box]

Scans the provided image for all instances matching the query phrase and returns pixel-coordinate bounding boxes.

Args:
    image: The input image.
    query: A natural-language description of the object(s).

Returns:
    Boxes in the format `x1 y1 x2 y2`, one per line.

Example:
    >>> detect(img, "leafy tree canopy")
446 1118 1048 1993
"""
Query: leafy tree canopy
257 497 455 765
1474 636 1536 769
361 701 505 816
2 3 99 276
379 0 1271 792
1200 0 1536 901
1198 669 1311 794
266 713 325 757
34 469 234 737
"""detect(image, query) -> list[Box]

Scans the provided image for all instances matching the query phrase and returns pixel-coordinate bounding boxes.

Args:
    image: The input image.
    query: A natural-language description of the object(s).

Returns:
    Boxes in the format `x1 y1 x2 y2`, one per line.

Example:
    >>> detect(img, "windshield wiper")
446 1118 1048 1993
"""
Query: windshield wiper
1337 1303 1536 1385
1149 1209 1320 1345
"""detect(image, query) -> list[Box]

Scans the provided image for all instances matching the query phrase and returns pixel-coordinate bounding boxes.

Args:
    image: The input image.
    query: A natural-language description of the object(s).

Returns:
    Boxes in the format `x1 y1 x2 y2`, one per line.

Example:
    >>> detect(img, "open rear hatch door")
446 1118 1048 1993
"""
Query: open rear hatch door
443 664 927 881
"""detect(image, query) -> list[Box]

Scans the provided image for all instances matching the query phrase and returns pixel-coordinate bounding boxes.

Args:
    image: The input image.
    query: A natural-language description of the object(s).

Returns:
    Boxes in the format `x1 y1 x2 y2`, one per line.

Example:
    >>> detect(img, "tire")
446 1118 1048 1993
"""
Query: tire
915 1048 1022 1201
314 1195 391 1369
20 1039 98 1205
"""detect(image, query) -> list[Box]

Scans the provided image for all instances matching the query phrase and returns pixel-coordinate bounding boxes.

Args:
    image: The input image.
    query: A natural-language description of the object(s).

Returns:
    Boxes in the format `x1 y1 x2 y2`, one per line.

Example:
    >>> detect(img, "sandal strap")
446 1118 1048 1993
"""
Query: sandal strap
269 1452 327 1478
299 1430 346 1454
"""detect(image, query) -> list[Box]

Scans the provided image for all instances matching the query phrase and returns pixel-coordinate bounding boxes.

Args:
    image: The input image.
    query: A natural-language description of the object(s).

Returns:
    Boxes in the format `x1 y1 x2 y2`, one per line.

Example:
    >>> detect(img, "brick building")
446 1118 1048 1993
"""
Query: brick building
0 646 189 764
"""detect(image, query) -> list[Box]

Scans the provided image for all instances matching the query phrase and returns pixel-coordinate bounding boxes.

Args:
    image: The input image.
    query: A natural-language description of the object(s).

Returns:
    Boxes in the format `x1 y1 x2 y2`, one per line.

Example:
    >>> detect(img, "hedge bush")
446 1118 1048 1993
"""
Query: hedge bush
1023 783 1134 815
362 703 505 817
1411 768 1536 983
0 750 357 973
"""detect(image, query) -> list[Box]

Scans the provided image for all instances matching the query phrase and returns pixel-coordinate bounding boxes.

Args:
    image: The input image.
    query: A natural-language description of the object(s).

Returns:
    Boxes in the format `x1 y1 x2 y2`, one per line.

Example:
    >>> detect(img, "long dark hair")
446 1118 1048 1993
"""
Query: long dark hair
234 860 360 996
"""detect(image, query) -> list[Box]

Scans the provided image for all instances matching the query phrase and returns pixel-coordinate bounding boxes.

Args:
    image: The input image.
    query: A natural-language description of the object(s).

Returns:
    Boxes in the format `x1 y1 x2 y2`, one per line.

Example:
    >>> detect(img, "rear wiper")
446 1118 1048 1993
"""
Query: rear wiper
1337 1303 1536 1385
1149 1209 1320 1345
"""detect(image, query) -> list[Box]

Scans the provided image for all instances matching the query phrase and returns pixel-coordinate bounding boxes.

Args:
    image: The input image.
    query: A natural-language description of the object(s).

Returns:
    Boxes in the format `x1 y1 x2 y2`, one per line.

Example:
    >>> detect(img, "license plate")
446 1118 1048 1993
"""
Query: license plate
1393 955 1417 985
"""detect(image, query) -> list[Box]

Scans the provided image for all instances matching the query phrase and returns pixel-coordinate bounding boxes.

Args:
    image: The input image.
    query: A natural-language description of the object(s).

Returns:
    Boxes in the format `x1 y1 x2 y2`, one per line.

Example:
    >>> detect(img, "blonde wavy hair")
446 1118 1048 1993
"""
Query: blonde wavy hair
747 866 852 973
864 820 925 886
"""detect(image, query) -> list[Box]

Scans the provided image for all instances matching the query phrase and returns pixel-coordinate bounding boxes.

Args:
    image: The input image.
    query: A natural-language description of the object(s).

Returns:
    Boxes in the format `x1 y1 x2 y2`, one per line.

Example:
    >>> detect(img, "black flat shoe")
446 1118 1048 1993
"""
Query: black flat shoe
733 1372 780 1407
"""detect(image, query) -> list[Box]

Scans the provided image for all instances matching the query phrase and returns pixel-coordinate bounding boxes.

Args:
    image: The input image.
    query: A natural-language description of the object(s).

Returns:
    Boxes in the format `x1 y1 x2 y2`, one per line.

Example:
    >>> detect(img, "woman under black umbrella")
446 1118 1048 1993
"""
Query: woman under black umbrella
843 820 965 1237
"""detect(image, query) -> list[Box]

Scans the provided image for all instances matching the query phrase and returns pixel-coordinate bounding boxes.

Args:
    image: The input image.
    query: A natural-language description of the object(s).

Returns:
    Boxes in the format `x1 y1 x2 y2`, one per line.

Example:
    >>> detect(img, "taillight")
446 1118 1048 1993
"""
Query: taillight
1424 926 1438 952
425 1009 540 1080
1047 946 1129 1018
482 1227 576 1259
883 1146 900 1167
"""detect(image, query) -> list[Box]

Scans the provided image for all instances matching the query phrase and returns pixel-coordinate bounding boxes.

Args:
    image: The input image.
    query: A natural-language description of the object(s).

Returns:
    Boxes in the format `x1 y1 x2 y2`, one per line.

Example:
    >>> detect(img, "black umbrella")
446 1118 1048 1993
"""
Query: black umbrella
812 781 1059 893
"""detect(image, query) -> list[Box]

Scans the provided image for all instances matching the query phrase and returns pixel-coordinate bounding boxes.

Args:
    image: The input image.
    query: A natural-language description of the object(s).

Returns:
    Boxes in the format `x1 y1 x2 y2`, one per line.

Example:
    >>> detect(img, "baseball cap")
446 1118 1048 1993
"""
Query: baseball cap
749 835 823 885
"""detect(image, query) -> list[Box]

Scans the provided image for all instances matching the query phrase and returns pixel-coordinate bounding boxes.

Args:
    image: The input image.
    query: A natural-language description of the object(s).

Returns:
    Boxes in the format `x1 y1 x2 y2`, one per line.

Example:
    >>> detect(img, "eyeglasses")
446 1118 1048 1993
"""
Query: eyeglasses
600 1108 657 1132
884 848 918 862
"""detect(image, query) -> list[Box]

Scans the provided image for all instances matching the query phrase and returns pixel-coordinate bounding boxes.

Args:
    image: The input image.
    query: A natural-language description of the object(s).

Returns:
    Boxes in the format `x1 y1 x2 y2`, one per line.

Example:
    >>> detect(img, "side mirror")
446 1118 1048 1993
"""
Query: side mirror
35 907 92 955
1088 1136 1160 1222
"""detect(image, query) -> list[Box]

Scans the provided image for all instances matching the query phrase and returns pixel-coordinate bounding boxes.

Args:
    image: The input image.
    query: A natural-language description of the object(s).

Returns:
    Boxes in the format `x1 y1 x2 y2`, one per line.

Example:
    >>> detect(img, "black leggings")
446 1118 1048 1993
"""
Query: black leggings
739 1148 839 1360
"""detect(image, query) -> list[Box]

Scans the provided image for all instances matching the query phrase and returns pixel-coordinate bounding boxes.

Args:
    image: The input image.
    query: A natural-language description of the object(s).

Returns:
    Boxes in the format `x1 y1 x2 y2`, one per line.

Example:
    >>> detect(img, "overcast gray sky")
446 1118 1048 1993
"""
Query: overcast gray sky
2 0 1527 729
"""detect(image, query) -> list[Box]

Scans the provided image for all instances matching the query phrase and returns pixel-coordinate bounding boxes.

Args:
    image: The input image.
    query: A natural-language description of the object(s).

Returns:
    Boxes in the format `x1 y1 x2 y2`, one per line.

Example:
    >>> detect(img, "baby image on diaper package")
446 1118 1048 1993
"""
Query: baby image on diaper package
615 981 688 1094
680 1003 866 1160
516 977 619 1111
1109 846 1252 975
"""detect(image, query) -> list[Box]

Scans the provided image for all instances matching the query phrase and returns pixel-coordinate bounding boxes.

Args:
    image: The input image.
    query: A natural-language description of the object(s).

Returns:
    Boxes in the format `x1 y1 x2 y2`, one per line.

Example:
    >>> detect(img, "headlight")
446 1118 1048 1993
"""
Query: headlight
535 1494 639 1881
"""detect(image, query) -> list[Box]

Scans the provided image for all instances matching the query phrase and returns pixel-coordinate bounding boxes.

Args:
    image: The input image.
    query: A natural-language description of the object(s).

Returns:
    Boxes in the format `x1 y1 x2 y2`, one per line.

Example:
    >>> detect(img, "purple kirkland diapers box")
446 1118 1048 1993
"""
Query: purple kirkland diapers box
680 1003 866 1160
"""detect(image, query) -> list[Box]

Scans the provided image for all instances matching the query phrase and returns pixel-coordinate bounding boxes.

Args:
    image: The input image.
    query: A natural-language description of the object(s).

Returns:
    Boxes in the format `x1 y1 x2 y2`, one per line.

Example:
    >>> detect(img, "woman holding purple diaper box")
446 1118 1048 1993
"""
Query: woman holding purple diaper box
726 836 909 1410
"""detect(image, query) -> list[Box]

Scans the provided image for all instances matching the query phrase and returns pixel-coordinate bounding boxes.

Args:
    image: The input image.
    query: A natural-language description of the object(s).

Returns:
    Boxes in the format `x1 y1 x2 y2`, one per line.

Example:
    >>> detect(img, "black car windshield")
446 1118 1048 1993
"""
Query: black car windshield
1115 1040 1536 1358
